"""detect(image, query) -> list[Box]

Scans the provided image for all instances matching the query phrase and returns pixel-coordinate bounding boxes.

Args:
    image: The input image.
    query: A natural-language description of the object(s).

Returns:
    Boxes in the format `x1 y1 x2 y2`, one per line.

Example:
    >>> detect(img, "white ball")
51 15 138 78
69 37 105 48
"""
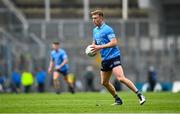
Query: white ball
85 45 96 57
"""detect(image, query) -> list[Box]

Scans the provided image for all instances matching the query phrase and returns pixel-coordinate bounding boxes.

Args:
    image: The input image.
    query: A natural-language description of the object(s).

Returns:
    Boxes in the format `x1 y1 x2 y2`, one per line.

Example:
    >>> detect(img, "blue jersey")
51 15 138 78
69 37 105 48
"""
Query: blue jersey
50 48 69 71
36 70 46 83
12 71 21 84
93 23 120 61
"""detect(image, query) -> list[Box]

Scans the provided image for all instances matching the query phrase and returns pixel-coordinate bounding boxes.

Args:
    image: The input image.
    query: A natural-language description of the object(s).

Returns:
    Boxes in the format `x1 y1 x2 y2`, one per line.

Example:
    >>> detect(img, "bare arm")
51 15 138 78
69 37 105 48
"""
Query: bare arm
99 38 117 49
91 38 117 52
55 58 68 70
48 59 54 74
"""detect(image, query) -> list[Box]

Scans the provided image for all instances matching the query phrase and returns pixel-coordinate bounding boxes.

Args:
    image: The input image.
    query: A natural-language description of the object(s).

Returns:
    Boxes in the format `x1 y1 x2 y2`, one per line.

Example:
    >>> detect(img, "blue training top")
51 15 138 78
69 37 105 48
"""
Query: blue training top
36 70 46 83
12 71 21 84
50 48 69 71
93 22 120 61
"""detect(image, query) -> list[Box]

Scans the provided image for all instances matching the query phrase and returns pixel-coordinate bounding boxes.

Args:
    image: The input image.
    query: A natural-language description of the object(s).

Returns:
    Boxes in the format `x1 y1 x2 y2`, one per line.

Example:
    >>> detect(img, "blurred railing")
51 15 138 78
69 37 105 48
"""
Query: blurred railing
28 19 150 41
26 20 180 83
0 19 180 92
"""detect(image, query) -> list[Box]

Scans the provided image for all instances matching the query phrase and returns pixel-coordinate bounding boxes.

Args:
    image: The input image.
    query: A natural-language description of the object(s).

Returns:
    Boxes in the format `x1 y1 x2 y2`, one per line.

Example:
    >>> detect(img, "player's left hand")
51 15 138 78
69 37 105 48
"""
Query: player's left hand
91 45 101 52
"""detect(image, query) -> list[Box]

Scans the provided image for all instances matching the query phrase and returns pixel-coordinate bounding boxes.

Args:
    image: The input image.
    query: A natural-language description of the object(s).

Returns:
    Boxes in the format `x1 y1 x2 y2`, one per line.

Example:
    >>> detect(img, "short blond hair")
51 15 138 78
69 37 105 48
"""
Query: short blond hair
91 10 104 17
52 41 60 45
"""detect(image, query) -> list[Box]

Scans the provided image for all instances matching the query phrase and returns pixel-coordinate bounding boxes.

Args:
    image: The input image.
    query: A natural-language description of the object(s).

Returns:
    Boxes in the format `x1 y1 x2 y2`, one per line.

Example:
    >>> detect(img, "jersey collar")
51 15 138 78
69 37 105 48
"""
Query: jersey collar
98 22 105 29
55 48 60 53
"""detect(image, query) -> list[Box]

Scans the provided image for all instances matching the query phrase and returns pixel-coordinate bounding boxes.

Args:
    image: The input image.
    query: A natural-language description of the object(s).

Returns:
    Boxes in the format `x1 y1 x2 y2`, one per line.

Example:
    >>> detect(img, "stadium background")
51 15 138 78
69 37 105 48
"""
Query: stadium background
0 0 180 92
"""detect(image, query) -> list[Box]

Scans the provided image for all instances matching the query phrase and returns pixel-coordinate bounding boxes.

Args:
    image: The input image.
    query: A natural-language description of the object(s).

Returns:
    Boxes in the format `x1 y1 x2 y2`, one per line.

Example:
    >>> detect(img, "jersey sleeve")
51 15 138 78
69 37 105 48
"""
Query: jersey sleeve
107 27 116 40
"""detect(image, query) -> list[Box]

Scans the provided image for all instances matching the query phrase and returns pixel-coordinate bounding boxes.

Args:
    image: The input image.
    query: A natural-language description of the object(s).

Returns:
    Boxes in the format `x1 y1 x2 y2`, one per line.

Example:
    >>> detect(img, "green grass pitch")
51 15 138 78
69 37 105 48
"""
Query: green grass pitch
0 92 180 113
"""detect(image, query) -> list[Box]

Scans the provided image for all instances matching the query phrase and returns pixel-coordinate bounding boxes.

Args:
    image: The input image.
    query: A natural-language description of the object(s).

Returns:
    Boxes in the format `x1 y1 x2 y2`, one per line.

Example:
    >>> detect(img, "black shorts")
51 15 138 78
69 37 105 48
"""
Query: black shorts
54 69 68 77
101 56 122 72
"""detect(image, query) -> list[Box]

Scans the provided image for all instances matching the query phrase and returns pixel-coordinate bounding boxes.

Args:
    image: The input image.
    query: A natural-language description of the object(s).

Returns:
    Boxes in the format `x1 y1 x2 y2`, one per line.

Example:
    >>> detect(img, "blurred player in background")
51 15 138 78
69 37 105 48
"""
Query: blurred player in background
90 10 145 105
48 42 75 94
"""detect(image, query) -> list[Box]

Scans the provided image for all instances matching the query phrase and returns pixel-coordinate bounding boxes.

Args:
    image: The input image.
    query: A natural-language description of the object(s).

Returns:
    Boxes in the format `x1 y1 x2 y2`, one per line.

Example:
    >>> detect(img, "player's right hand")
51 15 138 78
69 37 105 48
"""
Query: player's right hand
48 68 52 74
91 44 101 52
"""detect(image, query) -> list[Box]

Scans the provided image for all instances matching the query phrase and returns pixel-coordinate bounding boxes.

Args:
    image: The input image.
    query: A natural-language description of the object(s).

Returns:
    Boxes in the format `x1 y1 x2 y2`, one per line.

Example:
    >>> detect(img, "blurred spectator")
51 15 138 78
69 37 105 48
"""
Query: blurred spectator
83 66 95 92
75 80 83 91
35 67 46 93
11 68 21 93
21 70 34 93
0 72 6 93
148 65 157 91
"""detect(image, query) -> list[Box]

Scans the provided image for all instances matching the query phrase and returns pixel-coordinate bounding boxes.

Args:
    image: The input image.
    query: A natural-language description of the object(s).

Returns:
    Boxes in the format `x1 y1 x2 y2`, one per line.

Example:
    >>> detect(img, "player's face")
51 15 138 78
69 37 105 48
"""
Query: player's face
52 44 59 50
92 14 103 27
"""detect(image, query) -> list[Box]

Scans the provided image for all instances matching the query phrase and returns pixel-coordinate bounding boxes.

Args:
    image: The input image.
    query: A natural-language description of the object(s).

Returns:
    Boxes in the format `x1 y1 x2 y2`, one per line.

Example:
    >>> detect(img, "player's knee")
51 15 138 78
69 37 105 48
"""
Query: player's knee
53 77 58 82
117 76 126 83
